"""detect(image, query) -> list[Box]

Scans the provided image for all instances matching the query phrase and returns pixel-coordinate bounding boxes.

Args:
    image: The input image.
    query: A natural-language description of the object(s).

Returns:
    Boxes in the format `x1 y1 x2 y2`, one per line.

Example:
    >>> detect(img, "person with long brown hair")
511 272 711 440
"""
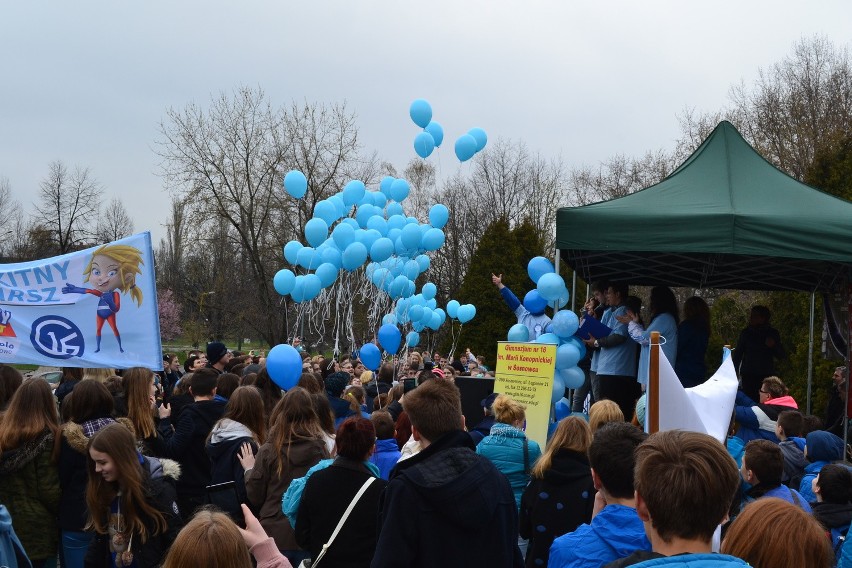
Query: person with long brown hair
85 423 183 567
116 367 158 452
722 497 833 568
206 386 268 523
242 387 329 566
520 416 595 568
59 379 133 568
0 378 61 568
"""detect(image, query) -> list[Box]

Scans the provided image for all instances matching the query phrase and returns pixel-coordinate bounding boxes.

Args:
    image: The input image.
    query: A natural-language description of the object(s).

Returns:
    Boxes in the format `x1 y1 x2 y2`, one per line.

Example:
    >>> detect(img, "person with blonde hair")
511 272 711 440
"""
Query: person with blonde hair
82 367 115 383
162 505 293 568
62 242 144 353
476 394 542 557
520 416 595 568
722 497 832 568
0 378 61 568
589 399 624 432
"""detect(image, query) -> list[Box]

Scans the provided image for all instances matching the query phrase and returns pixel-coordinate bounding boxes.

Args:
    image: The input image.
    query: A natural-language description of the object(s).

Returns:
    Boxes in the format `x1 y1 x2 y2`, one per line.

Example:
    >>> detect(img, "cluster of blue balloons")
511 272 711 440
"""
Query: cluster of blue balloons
455 127 487 162
408 98 487 163
528 256 570 309
410 99 444 159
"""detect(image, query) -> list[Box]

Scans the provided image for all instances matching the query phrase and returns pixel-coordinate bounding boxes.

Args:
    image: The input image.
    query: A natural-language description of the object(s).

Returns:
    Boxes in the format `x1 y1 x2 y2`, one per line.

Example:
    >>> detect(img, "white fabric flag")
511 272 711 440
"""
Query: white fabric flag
655 350 739 443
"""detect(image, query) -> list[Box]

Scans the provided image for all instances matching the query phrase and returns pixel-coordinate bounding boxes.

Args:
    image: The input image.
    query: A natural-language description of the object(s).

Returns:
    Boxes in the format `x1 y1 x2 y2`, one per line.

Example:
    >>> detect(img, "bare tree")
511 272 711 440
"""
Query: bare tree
568 149 676 206
34 161 100 254
0 177 26 259
157 87 373 346
96 197 134 243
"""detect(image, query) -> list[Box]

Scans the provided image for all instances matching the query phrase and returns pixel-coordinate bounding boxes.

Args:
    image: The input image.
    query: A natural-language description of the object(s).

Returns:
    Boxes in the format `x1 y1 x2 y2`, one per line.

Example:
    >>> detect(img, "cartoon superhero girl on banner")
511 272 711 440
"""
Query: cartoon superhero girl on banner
62 244 144 352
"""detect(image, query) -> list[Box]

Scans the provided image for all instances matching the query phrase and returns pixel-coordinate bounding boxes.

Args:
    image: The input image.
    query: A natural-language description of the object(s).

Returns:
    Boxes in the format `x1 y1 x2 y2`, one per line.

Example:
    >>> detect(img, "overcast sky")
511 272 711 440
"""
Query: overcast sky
2 1 850 246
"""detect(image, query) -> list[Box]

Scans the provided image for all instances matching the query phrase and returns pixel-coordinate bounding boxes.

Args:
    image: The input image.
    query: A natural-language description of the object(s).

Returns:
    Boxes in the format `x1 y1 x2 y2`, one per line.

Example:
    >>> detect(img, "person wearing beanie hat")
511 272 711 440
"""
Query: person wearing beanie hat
325 372 357 428
799 430 845 503
468 392 499 445
206 341 231 375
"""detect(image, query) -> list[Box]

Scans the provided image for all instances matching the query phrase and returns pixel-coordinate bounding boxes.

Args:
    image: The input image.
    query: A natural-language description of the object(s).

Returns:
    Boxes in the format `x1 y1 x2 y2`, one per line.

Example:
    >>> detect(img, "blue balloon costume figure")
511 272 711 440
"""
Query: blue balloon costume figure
492 274 551 340
62 243 144 353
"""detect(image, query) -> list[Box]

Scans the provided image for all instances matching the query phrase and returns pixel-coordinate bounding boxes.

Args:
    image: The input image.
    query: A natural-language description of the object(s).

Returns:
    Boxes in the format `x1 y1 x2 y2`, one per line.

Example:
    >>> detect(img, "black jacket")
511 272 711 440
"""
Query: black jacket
84 457 183 568
205 419 259 522
364 381 392 412
371 430 523 568
146 399 226 497
813 502 852 532
519 449 596 568
468 415 496 446
295 457 386 567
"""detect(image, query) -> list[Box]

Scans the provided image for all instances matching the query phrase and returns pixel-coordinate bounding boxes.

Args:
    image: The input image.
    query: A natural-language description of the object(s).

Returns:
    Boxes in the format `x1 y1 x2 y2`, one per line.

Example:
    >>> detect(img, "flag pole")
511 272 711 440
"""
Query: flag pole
648 331 661 434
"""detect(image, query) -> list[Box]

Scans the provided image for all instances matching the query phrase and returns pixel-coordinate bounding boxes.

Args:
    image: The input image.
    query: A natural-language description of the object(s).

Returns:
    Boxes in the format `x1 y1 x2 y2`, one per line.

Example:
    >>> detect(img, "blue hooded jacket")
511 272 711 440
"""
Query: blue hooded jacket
370 438 402 480
549 504 651 568
800 430 844 503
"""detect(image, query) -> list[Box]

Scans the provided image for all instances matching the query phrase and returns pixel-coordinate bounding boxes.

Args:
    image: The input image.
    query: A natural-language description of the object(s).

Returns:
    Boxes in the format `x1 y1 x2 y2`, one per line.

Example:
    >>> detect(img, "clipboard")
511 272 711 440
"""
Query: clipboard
574 316 613 340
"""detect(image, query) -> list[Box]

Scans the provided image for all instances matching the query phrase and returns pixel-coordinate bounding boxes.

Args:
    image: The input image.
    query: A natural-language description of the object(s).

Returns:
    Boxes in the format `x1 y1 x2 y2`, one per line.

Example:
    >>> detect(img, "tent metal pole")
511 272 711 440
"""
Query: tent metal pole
554 248 561 314
846 283 851 461
571 271 577 313
807 292 815 415
648 331 661 434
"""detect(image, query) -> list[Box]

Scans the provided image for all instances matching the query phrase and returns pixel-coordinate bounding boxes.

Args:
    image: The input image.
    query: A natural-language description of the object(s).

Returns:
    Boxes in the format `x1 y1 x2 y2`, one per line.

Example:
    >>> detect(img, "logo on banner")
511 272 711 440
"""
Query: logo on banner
30 315 85 359
0 309 16 337
0 308 20 357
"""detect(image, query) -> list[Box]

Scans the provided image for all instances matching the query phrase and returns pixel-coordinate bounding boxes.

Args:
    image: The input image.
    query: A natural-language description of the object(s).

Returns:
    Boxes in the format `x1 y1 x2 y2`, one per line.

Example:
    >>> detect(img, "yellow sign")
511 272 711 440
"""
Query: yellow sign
494 341 557 450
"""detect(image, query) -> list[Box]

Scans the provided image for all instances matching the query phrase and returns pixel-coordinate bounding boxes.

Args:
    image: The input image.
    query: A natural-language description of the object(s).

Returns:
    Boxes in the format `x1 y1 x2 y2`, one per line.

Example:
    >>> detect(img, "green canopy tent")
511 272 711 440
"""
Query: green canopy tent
556 120 852 417
556 121 852 293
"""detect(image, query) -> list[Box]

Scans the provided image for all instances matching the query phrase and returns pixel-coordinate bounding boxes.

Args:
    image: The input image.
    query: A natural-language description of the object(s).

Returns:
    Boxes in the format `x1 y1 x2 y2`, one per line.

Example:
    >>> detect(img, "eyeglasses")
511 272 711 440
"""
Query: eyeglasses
759 389 770 394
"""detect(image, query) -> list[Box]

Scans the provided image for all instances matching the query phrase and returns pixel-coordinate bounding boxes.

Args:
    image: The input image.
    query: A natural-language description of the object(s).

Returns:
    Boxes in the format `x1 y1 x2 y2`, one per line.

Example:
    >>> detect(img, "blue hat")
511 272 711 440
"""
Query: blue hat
480 392 499 409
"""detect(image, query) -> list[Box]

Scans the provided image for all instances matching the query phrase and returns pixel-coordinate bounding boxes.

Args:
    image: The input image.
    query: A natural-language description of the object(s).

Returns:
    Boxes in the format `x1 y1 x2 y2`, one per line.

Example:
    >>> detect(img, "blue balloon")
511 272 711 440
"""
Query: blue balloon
412 321 425 332
415 254 431 272
552 287 570 309
409 304 424 322
422 282 437 300
409 99 432 128
556 343 581 369
343 180 366 206
454 134 477 162
425 121 444 147
419 307 433 325
403 259 420 281
302 273 322 301
386 202 404 217
414 132 436 158
266 344 302 390
428 312 442 330
290 276 305 302
368 237 393 262
429 204 449 229
360 229 381 250
370 191 387 208
536 333 561 345
366 215 388 236
331 223 355 249
560 366 585 389
304 218 328 248
328 194 347 218
507 324 530 342
283 240 302 265
523 289 548 315
434 307 446 326
564 336 587 359
390 179 410 202
315 262 339 288
457 304 476 323
538 273 566 302
341 218 359 229
382 313 397 326
422 228 445 251
401 223 422 250
554 397 571 421
447 299 460 319
360 343 381 370
342 242 368 271
406 331 420 348
468 127 488 152
320 247 341 268
313 200 337 225
273 269 296 296
389 275 409 298
296 246 320 270
371 267 389 288
551 310 580 338
551 373 566 404
284 170 307 199
355 204 375 228
527 256 555 284
378 324 402 353
380 176 395 197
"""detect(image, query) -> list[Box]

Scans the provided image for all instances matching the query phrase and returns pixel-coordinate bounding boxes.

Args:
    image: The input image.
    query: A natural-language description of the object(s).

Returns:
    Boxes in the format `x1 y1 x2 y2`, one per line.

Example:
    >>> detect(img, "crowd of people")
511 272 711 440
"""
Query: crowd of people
0 291 850 567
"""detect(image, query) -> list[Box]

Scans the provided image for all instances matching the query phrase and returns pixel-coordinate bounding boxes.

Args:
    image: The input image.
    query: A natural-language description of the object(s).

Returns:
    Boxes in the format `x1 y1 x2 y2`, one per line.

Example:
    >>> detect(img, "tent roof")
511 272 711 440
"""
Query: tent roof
556 121 852 292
